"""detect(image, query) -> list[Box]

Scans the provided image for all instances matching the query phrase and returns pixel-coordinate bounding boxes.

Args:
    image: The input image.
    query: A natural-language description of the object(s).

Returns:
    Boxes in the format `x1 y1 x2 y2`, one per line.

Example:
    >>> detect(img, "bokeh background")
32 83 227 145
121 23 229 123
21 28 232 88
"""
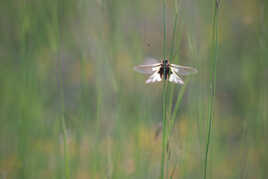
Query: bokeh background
0 0 267 178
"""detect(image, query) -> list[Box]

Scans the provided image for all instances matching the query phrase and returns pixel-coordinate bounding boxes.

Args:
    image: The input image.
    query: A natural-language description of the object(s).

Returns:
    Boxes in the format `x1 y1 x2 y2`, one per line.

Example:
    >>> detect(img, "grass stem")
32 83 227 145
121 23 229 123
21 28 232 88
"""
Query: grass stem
160 0 167 178
161 81 168 179
203 1 220 179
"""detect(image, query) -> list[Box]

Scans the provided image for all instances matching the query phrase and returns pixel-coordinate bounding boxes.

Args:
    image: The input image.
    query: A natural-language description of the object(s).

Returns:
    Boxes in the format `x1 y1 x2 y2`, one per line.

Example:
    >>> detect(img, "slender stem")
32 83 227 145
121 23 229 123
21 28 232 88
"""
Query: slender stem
161 81 168 179
167 0 181 119
167 11 178 119
162 0 167 59
160 0 167 178
203 1 220 179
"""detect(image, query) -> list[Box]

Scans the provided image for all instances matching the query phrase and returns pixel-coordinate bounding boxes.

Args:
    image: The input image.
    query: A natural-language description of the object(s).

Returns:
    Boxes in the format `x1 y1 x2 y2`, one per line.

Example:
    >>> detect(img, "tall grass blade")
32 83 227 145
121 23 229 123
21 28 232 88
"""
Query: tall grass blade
203 1 220 179
160 0 167 178
161 81 168 179
167 1 179 119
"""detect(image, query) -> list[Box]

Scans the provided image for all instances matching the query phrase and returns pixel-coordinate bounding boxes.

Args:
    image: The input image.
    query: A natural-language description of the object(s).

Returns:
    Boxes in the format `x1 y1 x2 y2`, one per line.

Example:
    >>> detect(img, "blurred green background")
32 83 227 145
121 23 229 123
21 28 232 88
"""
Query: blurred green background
0 0 267 178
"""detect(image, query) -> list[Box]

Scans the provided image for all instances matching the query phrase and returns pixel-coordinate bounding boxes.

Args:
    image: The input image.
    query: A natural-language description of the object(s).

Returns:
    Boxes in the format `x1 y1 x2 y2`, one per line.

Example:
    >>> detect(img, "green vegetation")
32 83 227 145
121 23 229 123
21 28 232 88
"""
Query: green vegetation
203 1 219 179
0 0 267 178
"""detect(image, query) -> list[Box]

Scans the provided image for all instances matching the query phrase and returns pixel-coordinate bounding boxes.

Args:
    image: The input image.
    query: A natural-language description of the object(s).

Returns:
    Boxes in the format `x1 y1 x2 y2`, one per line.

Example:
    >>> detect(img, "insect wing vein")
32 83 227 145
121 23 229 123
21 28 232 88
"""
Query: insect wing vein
134 63 161 74
170 64 198 76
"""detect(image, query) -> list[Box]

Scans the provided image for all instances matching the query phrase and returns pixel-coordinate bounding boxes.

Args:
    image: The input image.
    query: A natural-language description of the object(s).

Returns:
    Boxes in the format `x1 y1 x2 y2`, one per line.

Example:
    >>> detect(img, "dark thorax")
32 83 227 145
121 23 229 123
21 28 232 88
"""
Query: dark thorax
159 59 171 80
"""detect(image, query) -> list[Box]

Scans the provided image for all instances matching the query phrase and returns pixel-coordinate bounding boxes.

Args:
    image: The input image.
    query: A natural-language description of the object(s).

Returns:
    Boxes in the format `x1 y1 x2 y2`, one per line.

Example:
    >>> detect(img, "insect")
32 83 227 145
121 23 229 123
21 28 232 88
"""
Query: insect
134 58 197 84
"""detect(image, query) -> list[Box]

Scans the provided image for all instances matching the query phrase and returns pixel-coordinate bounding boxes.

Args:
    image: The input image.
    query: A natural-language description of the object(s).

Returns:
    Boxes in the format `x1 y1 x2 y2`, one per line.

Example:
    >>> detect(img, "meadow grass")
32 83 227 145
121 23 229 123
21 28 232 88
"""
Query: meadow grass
160 0 167 177
161 0 192 178
203 0 220 179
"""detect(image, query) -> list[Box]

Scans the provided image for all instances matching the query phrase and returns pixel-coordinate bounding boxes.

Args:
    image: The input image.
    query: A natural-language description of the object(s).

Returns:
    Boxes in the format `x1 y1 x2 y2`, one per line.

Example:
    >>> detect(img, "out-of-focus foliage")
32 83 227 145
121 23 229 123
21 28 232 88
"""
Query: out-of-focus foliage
0 0 267 178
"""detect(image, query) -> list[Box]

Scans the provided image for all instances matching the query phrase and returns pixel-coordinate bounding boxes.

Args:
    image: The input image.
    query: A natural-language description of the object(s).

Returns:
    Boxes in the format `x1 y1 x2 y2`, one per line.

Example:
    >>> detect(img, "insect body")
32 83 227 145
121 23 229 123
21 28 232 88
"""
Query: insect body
159 59 170 80
134 58 197 84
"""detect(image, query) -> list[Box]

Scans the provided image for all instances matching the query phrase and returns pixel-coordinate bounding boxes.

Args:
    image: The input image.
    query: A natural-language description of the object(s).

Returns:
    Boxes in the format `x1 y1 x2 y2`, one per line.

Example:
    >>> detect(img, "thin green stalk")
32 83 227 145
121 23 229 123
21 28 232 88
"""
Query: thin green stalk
167 6 179 119
161 81 168 179
165 3 180 177
167 0 182 120
163 1 182 177
160 0 167 178
162 0 167 59
203 1 220 179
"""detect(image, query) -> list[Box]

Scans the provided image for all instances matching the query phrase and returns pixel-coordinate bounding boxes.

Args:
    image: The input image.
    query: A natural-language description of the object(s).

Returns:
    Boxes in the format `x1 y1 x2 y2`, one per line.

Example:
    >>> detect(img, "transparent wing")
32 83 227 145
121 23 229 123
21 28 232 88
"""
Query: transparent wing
170 64 198 76
134 57 161 74
146 71 162 84
134 63 161 74
169 71 184 84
